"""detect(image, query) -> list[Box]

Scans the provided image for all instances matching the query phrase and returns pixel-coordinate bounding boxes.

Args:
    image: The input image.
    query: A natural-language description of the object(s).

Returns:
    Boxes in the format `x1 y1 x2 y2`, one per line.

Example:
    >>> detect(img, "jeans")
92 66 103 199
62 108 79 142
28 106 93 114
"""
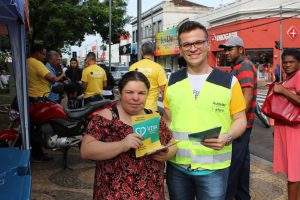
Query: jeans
83 94 103 105
166 163 229 200
226 128 251 200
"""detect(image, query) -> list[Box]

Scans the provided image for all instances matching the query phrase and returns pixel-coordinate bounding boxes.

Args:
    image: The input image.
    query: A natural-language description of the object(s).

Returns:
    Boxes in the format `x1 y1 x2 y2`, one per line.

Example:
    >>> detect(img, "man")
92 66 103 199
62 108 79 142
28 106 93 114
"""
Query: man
27 45 63 161
164 21 247 200
81 52 107 105
129 42 167 112
45 51 64 102
28 45 63 98
219 35 257 200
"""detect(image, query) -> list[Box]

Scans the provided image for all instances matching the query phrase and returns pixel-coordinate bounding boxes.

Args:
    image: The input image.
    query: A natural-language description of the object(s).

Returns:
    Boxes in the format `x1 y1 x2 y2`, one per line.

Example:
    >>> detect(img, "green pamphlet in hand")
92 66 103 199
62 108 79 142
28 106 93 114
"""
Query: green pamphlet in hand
132 113 162 157
188 127 222 142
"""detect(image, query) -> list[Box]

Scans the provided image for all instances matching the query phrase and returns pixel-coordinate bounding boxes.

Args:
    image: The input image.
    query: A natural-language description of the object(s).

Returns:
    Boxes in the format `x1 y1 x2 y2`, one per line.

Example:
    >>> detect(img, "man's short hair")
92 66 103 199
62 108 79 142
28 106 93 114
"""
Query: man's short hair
86 52 96 61
30 44 45 54
177 21 208 44
46 50 59 61
141 42 154 56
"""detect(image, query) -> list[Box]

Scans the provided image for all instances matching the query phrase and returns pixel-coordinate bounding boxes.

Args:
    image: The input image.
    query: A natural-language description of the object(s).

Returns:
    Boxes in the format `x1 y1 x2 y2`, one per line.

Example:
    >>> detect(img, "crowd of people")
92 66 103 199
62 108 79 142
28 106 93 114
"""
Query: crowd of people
25 20 300 200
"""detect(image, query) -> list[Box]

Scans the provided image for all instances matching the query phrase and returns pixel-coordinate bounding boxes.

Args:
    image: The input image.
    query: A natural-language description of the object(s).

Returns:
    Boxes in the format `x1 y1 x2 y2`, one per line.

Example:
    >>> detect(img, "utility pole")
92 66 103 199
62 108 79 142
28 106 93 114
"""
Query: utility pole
151 8 154 44
137 0 142 60
109 0 112 72
279 5 283 81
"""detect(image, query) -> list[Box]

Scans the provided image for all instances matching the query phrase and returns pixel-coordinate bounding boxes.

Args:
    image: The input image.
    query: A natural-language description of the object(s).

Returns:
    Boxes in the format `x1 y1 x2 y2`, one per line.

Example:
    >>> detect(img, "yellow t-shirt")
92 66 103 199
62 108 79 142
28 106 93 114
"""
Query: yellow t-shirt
164 76 246 115
81 64 107 98
27 57 51 97
130 59 167 111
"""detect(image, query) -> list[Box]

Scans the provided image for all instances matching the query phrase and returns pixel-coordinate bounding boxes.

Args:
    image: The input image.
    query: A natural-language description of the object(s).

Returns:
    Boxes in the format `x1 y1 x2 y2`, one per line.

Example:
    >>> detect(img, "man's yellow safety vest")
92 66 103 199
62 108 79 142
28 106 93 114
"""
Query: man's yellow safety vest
166 68 233 170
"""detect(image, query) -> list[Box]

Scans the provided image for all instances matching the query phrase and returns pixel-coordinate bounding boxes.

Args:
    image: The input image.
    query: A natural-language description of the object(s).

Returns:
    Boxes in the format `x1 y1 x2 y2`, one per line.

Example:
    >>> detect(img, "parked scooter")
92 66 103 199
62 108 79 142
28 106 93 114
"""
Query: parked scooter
0 96 113 168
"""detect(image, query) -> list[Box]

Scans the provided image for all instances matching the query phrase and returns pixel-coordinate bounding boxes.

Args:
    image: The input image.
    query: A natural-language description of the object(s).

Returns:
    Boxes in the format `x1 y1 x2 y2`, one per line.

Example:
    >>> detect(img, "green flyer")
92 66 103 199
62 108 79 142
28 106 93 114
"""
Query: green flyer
132 113 161 157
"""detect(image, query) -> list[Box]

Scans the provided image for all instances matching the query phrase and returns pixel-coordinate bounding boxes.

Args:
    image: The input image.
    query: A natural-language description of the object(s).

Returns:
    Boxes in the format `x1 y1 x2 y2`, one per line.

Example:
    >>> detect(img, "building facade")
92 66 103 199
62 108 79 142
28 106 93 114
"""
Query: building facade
131 0 212 70
193 0 300 80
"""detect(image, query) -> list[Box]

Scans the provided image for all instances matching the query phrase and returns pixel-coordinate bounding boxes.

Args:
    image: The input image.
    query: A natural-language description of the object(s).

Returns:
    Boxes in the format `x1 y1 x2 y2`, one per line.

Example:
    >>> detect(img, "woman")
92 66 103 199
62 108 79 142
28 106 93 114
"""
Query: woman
273 48 300 200
80 71 176 200
65 58 82 108
102 65 115 100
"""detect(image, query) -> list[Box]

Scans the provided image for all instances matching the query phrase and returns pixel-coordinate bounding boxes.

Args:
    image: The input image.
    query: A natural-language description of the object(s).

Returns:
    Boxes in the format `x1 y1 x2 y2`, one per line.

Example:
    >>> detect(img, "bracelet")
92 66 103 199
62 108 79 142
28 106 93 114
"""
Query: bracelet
225 133 233 146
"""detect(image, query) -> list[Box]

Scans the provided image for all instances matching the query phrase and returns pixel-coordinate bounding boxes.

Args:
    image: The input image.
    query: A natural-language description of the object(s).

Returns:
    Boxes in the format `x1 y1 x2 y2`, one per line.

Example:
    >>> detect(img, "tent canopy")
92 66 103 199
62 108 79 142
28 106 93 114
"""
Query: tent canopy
0 0 30 150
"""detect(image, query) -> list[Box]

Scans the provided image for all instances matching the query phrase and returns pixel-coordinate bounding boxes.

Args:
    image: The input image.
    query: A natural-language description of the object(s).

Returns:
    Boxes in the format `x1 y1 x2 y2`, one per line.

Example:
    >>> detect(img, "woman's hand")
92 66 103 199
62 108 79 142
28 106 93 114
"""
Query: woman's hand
121 133 143 152
151 148 169 162
151 138 177 162
274 84 286 95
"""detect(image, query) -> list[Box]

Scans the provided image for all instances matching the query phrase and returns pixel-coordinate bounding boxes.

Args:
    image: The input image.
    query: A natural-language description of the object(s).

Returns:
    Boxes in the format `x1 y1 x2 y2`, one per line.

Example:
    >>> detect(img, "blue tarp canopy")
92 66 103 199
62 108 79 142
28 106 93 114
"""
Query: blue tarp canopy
0 0 30 150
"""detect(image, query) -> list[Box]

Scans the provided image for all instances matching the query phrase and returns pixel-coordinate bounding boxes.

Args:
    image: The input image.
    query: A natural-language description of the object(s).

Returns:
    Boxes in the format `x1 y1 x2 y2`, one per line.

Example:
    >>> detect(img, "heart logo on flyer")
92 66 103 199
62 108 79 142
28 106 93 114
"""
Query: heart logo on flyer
135 127 146 136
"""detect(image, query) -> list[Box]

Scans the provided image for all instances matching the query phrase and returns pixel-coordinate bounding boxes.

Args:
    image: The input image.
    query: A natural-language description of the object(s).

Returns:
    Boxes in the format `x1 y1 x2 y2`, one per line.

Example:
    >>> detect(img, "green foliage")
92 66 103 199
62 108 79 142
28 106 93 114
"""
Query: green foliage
28 0 130 51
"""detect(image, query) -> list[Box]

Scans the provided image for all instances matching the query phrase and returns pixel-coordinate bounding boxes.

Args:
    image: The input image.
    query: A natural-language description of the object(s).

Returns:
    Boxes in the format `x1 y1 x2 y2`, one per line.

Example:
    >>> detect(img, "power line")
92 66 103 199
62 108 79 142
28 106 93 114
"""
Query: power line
208 6 300 30
208 12 300 36
158 3 300 31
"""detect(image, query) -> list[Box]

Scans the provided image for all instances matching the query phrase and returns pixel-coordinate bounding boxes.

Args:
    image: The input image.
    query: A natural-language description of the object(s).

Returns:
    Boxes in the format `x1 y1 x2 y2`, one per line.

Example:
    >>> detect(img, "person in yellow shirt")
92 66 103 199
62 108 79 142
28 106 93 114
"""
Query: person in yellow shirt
27 45 64 99
129 42 167 112
27 45 64 162
81 52 107 105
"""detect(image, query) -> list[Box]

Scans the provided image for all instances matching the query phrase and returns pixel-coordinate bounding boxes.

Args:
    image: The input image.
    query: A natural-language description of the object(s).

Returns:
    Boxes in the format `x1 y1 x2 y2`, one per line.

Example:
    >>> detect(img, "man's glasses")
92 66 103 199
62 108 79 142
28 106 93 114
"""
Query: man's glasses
180 40 208 51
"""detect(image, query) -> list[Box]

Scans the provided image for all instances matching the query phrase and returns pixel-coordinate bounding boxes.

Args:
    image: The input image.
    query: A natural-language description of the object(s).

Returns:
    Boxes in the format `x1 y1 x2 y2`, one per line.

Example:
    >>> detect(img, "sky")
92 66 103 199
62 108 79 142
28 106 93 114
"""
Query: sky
71 0 234 53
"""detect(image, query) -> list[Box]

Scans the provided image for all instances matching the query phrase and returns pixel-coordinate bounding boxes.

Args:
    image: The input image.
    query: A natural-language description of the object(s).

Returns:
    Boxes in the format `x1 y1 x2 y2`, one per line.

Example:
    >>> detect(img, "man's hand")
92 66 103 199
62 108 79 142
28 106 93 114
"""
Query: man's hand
201 134 227 150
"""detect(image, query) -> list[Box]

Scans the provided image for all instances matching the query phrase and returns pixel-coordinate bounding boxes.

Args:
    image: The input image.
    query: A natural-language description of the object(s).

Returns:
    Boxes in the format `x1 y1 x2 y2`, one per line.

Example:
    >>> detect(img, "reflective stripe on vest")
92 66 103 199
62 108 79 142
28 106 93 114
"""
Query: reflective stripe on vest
176 149 231 164
172 131 232 164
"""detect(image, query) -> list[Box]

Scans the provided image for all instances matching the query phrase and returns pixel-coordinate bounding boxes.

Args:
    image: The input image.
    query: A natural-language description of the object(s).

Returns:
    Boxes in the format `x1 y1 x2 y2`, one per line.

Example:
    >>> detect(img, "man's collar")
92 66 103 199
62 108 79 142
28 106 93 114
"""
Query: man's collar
232 56 245 67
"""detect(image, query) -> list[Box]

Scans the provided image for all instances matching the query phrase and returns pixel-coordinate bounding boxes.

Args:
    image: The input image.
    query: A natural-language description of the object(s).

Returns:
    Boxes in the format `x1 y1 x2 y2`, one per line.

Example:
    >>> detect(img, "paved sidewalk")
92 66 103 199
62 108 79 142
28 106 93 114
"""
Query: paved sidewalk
31 148 287 200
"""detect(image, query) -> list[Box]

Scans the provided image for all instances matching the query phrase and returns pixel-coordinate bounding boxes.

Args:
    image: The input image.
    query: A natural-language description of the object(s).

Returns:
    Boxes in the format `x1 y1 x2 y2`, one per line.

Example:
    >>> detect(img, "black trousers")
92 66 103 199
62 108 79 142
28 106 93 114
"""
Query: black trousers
226 128 252 200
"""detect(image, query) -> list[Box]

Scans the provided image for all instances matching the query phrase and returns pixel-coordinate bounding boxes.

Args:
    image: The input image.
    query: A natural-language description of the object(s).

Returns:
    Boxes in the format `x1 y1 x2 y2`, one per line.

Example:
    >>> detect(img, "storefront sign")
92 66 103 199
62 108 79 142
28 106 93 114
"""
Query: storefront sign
287 26 298 39
119 44 131 55
155 27 179 56
211 32 238 42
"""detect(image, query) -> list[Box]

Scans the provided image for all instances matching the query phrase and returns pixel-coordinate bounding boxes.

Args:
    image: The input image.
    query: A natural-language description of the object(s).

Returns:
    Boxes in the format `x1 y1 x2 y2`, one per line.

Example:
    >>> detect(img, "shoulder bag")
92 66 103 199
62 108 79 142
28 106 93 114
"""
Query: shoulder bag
261 75 300 124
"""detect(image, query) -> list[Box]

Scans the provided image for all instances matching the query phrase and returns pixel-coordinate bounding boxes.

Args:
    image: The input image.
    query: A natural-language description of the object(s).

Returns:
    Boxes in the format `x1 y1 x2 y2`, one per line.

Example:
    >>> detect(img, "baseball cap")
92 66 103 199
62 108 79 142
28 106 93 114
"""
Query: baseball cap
219 36 244 48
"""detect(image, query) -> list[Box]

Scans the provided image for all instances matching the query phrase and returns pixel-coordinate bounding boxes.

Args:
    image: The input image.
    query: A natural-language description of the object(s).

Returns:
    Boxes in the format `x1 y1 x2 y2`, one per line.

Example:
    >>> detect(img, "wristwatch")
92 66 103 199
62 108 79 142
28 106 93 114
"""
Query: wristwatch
225 133 233 146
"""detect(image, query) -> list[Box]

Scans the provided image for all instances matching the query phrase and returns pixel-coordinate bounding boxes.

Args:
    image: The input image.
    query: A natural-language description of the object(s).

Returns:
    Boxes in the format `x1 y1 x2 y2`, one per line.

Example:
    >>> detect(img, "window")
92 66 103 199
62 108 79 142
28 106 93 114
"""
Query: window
132 31 136 43
158 20 162 32
153 22 157 34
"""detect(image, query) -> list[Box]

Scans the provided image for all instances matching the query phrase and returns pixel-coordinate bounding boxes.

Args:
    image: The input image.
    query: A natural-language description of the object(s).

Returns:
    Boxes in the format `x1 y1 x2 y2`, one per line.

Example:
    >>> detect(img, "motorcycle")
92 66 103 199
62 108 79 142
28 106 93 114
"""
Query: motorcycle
0 96 113 168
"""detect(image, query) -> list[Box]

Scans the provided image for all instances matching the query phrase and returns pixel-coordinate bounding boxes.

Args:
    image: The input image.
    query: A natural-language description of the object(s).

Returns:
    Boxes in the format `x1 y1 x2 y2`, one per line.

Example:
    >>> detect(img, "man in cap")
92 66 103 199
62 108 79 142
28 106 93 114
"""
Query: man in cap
219 36 257 200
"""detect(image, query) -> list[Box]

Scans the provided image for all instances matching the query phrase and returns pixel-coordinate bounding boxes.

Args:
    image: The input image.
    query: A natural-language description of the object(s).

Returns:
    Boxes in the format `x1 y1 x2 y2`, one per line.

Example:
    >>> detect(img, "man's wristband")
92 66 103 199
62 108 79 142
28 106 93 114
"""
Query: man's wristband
225 133 233 146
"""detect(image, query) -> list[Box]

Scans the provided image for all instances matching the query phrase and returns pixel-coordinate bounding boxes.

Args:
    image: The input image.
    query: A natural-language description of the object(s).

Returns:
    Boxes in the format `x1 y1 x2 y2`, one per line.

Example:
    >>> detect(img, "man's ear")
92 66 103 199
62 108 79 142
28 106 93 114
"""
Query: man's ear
239 47 244 55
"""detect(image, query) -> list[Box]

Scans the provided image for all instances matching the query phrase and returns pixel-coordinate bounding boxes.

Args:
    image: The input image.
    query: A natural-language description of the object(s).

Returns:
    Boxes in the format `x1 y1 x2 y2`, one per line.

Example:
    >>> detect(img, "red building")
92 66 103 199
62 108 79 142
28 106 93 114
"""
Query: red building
207 18 300 74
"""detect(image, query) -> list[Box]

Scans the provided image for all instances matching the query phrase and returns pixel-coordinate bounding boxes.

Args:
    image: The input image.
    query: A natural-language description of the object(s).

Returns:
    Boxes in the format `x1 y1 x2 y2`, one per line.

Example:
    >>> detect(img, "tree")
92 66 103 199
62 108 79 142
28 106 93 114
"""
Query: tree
28 0 130 51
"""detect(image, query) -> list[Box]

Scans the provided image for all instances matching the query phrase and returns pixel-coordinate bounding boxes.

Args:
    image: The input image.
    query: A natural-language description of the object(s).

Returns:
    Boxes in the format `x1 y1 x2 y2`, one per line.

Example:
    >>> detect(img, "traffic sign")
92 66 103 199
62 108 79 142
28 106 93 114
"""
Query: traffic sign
287 26 298 39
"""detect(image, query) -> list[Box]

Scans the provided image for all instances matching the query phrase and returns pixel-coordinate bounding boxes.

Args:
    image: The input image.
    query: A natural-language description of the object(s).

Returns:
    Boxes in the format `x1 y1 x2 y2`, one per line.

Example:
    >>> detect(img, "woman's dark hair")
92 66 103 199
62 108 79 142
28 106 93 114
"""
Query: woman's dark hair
70 57 78 64
118 71 150 93
177 21 208 44
282 48 300 61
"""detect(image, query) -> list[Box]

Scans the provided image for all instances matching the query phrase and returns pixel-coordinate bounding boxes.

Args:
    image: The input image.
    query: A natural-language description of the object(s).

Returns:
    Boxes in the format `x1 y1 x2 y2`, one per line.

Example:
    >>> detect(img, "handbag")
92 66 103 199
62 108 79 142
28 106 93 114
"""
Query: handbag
261 80 300 124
